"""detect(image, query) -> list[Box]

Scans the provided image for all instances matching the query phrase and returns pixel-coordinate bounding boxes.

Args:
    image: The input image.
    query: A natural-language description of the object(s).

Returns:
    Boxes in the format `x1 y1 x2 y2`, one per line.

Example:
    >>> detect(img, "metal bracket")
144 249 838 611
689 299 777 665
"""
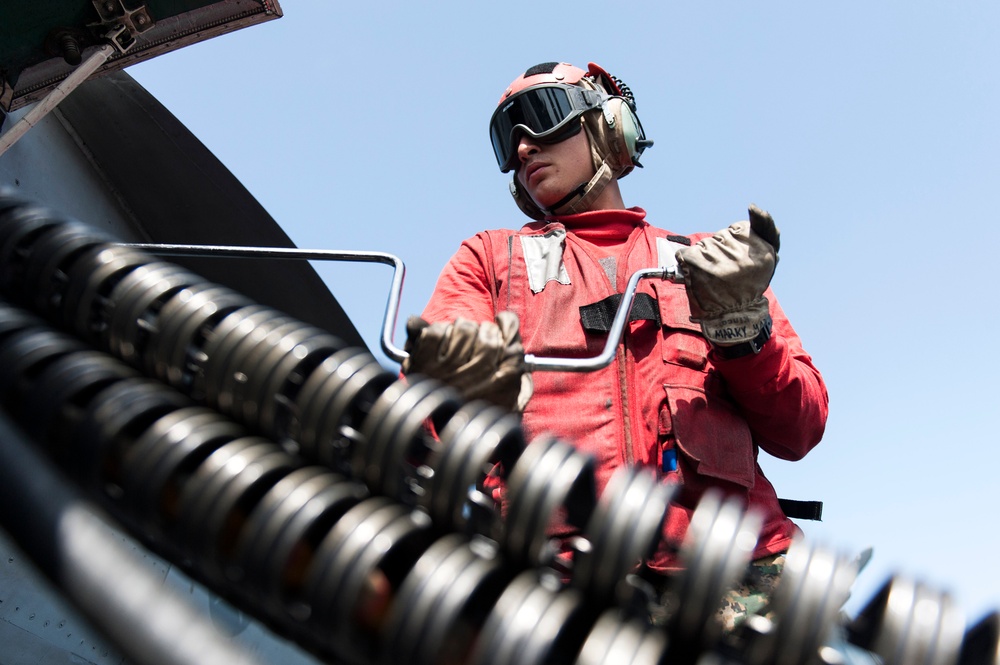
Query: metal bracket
0 43 117 157
90 0 155 53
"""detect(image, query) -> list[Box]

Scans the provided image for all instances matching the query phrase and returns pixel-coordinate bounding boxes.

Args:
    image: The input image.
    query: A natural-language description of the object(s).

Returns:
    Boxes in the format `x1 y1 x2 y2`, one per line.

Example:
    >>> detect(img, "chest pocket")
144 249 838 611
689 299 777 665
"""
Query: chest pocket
653 281 710 373
652 281 755 490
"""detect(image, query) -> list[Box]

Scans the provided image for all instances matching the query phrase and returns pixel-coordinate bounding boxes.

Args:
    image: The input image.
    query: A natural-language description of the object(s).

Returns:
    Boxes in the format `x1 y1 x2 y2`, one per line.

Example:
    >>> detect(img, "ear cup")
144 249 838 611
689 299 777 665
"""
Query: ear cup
619 103 641 162
602 97 641 165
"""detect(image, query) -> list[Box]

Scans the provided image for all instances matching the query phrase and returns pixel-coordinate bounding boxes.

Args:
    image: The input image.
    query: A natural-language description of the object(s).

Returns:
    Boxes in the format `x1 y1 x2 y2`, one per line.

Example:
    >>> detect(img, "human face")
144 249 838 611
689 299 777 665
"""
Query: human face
515 127 595 211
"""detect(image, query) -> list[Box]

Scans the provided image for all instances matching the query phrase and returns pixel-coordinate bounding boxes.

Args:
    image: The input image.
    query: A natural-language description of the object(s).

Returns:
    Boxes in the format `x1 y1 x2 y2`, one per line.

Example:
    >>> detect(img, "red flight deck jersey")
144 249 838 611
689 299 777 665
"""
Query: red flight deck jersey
421 207 828 571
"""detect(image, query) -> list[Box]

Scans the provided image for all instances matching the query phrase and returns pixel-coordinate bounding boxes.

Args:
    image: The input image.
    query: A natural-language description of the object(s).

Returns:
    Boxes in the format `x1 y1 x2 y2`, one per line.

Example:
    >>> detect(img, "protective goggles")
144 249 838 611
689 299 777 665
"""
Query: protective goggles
489 84 606 172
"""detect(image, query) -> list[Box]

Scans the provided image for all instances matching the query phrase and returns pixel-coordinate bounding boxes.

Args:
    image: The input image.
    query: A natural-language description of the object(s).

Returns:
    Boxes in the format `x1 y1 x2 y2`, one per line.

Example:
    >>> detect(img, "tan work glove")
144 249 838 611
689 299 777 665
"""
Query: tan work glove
675 205 780 347
400 311 533 412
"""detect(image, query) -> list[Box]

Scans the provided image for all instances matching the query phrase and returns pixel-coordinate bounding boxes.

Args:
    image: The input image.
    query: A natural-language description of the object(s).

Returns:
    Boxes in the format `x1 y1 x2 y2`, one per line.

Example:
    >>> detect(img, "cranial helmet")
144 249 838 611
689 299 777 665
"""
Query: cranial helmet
489 61 653 219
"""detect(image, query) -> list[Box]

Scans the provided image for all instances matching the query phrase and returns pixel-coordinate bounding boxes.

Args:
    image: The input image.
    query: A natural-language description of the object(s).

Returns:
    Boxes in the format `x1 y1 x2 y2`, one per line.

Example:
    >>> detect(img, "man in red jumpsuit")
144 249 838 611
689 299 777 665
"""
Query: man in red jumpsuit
402 61 828 629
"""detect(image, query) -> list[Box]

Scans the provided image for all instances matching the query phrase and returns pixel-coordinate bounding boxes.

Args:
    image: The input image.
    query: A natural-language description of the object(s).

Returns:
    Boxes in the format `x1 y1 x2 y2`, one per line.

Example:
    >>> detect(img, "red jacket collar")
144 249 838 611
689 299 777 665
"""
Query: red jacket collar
523 207 648 244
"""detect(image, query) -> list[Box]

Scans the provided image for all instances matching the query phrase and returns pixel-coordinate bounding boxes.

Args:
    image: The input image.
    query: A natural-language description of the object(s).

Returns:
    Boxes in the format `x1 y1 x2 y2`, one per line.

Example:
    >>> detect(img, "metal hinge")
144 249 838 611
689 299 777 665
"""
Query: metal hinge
89 1 155 53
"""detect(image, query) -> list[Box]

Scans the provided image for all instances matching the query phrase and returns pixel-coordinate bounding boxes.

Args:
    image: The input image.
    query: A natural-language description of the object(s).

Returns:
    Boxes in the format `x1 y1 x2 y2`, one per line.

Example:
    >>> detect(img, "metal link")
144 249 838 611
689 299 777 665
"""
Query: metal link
68 375 192 494
0 325 91 415
304 497 436 663
201 306 295 416
232 466 368 623
359 376 463 503
848 576 966 665
745 539 858 665
572 466 674 606
380 533 511 665
121 407 247 557
105 262 199 366
424 401 524 534
20 349 140 464
176 438 299 592
667 489 764 657
501 435 597 569
149 283 254 391
357 377 441 491
470 569 591 665
63 243 150 343
0 204 67 300
221 317 307 424
292 347 394 473
576 609 669 665
21 220 111 319
246 326 343 439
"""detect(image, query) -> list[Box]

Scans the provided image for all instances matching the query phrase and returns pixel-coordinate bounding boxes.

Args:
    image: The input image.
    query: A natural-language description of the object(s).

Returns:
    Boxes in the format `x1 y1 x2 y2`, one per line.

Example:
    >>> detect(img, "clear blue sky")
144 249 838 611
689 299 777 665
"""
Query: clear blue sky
129 2 1000 622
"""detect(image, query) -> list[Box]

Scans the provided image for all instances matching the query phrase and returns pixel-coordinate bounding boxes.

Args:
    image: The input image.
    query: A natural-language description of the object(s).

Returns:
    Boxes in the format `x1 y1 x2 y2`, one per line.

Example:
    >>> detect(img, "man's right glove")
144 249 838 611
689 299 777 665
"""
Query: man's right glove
675 205 780 350
400 311 533 412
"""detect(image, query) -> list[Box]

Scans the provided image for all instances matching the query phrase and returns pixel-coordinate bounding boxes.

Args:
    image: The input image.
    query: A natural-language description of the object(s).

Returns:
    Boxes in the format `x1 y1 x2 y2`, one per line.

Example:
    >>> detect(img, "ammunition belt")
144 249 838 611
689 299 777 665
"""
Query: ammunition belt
0 193 996 665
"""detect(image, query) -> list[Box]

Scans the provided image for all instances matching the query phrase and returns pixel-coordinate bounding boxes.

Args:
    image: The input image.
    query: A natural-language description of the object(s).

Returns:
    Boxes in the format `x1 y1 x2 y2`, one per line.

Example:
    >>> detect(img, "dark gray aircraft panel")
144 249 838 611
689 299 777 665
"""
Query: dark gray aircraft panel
1 71 366 350
58 71 366 348
0 541 126 664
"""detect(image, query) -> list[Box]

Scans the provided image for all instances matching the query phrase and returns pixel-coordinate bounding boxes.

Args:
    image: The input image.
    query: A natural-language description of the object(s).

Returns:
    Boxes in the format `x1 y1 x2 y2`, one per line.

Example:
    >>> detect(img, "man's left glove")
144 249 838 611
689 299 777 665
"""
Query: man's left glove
675 205 780 349
401 311 533 412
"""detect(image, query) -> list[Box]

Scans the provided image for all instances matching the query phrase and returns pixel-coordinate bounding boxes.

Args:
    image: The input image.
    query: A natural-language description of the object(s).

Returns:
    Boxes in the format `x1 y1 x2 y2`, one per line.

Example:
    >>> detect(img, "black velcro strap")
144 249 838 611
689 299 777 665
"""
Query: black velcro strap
580 292 661 333
778 498 824 521
524 62 561 77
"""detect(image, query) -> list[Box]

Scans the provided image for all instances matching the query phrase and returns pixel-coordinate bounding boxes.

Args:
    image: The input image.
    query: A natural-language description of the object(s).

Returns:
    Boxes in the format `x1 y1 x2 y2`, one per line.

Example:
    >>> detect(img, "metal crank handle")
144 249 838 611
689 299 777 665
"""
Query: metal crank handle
124 243 683 374
523 266 683 373
122 243 411 363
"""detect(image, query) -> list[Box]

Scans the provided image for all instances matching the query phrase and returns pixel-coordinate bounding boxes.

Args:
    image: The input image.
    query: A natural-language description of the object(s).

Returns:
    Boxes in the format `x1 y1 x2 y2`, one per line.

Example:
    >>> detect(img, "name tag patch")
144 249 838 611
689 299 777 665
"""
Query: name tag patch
520 229 571 294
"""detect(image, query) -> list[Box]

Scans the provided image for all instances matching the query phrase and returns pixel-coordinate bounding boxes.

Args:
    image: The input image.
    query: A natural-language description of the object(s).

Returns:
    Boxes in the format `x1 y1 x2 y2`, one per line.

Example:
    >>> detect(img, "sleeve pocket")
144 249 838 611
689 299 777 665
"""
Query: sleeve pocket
664 384 755 489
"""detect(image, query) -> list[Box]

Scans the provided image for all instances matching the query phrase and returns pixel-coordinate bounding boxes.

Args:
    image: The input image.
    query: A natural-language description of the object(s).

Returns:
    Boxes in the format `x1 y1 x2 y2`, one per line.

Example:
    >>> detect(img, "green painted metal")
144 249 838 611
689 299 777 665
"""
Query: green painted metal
0 0 282 112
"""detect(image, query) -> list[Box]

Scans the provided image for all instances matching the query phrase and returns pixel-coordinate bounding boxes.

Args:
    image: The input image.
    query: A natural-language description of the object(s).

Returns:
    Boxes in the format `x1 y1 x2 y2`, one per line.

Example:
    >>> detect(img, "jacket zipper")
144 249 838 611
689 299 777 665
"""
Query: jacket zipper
618 341 634 466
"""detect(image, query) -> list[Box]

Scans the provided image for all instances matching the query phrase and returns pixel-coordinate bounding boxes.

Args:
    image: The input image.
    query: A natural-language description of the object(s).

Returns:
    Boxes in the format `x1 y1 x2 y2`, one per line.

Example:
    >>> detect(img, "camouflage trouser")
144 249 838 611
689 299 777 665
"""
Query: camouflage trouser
650 552 786 633
715 552 785 632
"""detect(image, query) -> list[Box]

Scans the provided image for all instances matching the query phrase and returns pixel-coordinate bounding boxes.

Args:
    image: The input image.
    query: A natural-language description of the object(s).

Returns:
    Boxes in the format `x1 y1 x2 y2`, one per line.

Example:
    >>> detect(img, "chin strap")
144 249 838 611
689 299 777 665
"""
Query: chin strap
510 162 617 221
549 162 616 216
